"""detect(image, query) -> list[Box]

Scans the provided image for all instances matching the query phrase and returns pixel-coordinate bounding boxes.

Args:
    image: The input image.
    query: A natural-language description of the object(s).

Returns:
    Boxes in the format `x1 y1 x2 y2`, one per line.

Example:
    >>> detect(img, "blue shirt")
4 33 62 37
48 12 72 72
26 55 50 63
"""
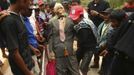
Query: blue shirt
23 17 38 48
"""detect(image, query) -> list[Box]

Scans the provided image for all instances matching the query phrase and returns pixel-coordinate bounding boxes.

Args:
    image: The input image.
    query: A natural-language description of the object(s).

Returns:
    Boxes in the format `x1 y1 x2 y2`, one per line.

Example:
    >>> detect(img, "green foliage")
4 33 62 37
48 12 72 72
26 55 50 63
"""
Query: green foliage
107 0 127 8
46 0 127 8
81 0 127 8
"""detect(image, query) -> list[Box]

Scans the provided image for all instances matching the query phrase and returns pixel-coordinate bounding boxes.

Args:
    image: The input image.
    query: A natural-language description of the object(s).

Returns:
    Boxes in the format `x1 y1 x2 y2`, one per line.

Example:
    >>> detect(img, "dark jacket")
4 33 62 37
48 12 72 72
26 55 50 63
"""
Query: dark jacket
87 0 110 27
115 14 134 59
74 18 97 49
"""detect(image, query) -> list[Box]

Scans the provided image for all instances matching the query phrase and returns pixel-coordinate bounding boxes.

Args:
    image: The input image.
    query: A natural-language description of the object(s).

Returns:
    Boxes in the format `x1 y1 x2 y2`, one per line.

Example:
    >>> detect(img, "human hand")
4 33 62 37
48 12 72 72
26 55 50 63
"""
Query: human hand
38 44 44 49
40 36 45 42
36 35 45 42
34 49 41 57
99 50 108 57
48 51 55 61
90 10 99 16
0 10 9 21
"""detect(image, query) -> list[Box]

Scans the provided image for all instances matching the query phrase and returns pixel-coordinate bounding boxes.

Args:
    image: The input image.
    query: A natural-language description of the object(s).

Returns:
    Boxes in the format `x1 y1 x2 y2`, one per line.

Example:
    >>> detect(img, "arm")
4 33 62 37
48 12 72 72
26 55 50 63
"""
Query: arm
47 20 53 52
47 20 55 60
90 10 106 19
13 49 33 75
29 45 41 57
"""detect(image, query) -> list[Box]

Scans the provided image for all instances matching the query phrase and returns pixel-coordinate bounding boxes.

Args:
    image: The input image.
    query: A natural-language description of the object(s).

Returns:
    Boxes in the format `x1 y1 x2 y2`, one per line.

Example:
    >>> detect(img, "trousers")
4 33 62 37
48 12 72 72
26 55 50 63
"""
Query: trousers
56 55 80 75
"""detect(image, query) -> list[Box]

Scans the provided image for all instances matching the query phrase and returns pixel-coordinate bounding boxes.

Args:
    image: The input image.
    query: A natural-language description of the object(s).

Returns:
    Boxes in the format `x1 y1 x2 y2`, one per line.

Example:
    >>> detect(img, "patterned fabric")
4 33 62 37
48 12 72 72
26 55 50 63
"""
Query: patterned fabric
74 22 91 32
98 21 112 47
74 18 98 40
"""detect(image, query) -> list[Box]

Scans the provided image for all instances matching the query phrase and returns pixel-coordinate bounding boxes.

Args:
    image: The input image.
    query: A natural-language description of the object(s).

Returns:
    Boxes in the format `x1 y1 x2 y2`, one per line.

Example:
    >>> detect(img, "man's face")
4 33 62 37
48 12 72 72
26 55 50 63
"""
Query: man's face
21 8 32 17
39 4 45 11
27 8 33 17
110 19 119 28
102 13 110 21
18 0 32 10
45 5 50 12
71 2 79 6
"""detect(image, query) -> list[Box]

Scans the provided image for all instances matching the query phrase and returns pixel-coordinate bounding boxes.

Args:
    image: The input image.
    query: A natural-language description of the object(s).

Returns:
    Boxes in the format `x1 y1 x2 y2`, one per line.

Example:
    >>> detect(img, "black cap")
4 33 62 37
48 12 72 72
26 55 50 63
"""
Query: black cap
110 9 126 22
100 8 113 14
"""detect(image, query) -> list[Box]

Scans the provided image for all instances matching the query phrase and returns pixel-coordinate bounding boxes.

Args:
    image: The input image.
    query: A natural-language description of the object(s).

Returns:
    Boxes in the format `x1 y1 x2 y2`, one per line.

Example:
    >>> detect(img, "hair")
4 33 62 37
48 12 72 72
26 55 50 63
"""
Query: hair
109 9 126 22
71 0 81 4
50 1 56 9
54 3 64 13
9 0 17 4
0 0 10 10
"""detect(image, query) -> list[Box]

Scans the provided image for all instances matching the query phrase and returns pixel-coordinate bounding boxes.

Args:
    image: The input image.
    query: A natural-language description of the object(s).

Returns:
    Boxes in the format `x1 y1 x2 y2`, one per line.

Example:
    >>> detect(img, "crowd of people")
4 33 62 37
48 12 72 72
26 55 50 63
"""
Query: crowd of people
0 0 133 75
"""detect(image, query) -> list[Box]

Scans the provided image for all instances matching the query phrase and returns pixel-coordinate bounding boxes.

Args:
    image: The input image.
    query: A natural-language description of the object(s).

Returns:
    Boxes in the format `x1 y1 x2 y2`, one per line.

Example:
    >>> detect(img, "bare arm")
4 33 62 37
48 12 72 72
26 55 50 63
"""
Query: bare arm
13 49 34 75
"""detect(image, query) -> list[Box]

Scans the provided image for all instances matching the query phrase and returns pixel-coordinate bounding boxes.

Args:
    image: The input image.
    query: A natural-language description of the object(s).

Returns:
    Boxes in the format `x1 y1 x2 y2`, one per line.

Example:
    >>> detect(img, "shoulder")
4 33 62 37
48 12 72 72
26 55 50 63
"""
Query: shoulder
48 17 54 24
47 16 57 28
0 14 19 33
74 22 90 32
49 16 57 22
0 15 16 27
